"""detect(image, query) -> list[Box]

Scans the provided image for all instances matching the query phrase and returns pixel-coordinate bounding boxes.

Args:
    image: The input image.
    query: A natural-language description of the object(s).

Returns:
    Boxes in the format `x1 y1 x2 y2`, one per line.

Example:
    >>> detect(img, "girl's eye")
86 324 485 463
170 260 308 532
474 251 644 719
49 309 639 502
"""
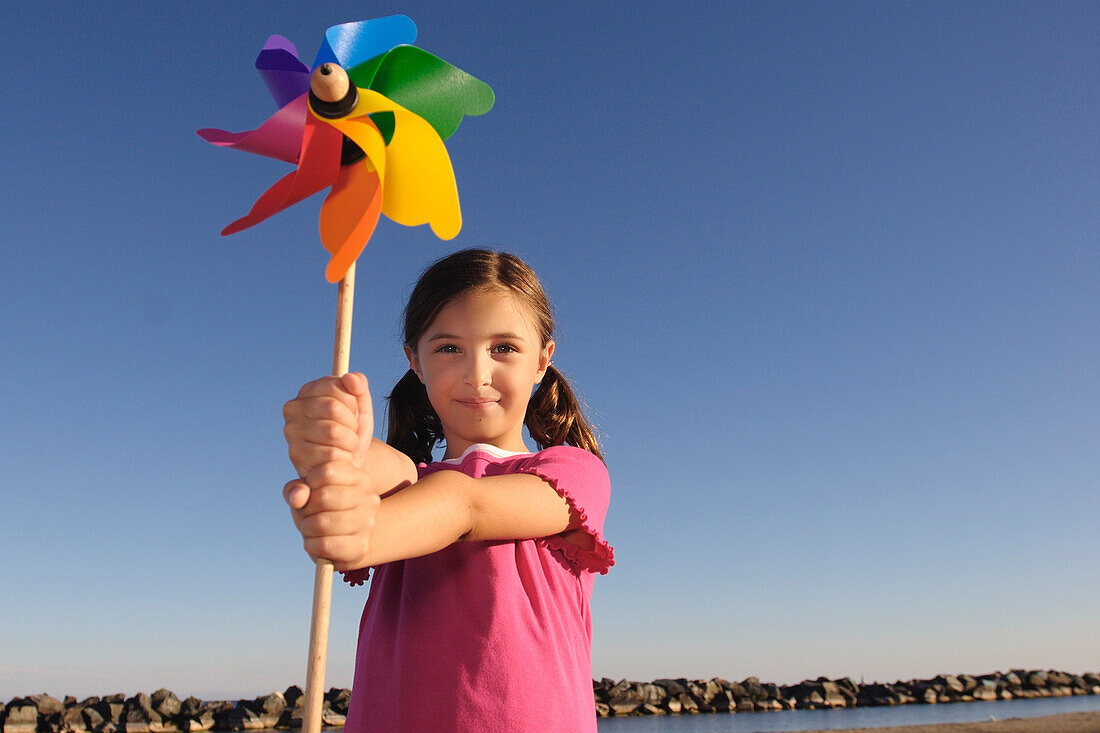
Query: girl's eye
492 343 518 354
435 344 459 354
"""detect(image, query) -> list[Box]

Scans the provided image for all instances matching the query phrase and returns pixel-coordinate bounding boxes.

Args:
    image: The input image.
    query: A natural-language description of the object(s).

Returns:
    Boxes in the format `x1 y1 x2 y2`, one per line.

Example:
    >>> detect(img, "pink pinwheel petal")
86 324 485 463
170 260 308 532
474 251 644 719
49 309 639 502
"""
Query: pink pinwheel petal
319 163 383 282
220 115 344 235
256 35 310 108
197 94 309 165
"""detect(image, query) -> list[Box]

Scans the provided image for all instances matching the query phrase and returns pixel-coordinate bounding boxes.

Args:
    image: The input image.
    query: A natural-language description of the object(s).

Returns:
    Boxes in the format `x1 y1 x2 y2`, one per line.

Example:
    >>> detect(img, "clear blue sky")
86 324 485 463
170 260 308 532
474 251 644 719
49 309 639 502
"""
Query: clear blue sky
2 0 1097 701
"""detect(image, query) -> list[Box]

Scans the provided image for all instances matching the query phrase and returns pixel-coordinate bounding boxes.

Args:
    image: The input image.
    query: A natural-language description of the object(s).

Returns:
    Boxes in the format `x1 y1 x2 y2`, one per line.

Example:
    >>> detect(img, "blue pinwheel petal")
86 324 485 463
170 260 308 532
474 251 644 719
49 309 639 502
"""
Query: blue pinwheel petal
313 15 417 70
256 35 310 108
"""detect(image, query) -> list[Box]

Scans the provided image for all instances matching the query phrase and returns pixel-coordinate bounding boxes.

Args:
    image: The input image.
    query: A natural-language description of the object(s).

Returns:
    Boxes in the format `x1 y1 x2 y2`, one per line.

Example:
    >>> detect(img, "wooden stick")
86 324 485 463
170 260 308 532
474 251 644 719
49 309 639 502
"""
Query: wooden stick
302 262 356 733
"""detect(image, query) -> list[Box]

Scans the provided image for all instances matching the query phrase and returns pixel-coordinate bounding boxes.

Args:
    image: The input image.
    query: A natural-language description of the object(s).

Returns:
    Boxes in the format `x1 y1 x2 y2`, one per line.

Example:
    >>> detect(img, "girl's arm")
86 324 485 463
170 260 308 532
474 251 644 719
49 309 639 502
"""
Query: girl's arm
283 373 586 571
287 465 578 572
362 470 577 567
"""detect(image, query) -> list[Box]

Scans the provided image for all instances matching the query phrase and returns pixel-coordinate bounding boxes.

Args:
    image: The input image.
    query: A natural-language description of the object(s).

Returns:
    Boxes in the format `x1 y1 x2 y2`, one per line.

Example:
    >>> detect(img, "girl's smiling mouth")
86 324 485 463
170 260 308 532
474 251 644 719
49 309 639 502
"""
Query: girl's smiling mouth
457 397 498 408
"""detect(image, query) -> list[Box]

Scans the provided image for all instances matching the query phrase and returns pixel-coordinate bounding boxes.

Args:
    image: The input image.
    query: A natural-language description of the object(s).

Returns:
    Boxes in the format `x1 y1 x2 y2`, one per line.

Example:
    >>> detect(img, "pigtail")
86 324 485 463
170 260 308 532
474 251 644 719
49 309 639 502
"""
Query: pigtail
386 369 444 465
525 365 603 461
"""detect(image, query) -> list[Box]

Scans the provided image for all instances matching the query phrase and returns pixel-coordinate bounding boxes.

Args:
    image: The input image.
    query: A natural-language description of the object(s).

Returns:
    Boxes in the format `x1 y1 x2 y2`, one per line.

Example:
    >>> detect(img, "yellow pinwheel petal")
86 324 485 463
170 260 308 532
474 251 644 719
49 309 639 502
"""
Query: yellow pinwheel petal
324 114 388 182
348 88 461 240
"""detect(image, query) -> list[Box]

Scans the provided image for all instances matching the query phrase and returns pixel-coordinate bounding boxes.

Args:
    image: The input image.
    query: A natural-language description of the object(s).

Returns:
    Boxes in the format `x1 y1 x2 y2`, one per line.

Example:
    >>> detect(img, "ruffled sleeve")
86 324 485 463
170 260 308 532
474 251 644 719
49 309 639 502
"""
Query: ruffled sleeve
342 567 370 586
513 446 614 575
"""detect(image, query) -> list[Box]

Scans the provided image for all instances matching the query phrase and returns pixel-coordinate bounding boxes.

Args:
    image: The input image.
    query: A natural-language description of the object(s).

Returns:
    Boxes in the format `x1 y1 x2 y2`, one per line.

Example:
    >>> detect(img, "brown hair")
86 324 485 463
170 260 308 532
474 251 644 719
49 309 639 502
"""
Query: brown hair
386 249 602 464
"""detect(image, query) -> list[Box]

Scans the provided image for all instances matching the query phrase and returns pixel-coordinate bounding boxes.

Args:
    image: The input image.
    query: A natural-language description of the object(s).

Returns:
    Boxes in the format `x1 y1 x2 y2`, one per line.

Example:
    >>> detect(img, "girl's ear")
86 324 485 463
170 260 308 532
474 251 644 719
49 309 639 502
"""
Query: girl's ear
536 340 555 382
404 344 426 384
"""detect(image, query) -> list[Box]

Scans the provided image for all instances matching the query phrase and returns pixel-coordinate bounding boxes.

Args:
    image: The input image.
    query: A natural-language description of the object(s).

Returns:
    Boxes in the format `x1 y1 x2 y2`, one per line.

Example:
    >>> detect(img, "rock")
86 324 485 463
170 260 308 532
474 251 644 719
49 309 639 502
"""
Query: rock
594 702 610 718
1026 670 1049 689
740 677 765 700
652 679 687 697
820 680 848 707
81 707 106 732
859 683 900 706
282 687 303 711
1048 670 1072 686
709 689 734 713
60 706 87 733
91 701 123 727
122 694 162 733
248 693 285 728
319 703 345 728
664 697 681 714
3 701 39 733
703 679 723 704
323 689 348 717
836 677 860 698
30 695 64 717
637 684 665 707
149 692 180 721
608 685 644 716
973 680 998 701
212 704 261 732
938 675 965 695
676 693 698 713
726 681 749 699
605 679 631 700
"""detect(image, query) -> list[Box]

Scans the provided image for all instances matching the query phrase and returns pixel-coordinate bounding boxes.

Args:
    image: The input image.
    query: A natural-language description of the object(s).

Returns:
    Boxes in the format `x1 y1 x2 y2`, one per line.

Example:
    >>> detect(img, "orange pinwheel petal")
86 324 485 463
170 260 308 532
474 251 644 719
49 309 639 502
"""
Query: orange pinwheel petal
320 163 383 283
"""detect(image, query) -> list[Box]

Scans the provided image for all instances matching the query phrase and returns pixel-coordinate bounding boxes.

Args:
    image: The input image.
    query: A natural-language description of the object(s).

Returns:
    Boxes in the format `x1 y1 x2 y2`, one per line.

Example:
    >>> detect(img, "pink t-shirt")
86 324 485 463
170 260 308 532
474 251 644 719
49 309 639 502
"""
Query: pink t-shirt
341 443 614 733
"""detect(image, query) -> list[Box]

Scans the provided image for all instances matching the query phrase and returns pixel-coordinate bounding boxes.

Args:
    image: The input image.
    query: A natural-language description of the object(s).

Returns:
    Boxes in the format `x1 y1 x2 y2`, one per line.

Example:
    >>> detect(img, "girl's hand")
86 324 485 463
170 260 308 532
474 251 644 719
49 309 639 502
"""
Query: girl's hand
283 372 374 477
283 460 380 571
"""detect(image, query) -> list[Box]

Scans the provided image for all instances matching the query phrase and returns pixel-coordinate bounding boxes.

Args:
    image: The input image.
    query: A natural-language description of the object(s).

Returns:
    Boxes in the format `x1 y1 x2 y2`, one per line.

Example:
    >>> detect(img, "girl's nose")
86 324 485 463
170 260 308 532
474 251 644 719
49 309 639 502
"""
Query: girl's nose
465 353 492 387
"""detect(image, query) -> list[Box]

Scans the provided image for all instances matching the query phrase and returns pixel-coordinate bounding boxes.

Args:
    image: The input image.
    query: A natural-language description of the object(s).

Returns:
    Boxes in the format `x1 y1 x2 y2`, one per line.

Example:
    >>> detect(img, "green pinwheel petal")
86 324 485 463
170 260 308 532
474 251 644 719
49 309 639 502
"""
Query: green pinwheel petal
347 45 494 141
347 54 386 88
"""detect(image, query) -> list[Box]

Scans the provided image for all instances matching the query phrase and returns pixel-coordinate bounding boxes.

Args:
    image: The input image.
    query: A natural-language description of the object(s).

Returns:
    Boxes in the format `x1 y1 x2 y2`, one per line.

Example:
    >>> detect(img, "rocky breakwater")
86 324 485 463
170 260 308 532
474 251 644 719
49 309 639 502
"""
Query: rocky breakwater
592 669 1100 718
0 687 349 733
5 670 1098 729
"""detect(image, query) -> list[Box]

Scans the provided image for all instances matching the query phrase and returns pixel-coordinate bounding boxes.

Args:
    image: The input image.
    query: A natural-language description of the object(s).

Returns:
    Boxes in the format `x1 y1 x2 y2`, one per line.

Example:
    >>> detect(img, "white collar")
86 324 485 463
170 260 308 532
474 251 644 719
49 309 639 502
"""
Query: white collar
441 443 529 464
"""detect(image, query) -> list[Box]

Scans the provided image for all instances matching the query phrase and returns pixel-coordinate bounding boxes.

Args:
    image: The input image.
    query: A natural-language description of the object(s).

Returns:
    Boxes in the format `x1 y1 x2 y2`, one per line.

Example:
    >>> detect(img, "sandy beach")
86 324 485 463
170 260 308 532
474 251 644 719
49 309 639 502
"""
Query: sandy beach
800 709 1100 732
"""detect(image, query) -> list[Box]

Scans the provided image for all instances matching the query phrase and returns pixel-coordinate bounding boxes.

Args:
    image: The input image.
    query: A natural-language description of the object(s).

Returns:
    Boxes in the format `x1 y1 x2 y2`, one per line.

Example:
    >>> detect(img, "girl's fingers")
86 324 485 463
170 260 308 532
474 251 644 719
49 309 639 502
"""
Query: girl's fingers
285 417 359 453
301 534 372 571
283 479 311 511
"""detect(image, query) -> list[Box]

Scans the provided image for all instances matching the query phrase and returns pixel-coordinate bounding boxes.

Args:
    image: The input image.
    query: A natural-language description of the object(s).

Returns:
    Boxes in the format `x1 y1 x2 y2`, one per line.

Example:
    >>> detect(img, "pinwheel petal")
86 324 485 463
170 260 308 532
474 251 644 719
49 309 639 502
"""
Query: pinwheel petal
313 15 417 70
352 90 462 240
221 114 343 234
319 163 383 283
256 35 310 108
198 94 309 164
222 169 311 236
359 46 495 141
323 114 388 183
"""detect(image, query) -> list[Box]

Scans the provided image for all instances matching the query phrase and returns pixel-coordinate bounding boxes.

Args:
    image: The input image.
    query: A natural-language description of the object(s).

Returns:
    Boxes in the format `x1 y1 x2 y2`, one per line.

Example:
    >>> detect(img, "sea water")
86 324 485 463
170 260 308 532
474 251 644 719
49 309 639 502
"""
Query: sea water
595 693 1100 732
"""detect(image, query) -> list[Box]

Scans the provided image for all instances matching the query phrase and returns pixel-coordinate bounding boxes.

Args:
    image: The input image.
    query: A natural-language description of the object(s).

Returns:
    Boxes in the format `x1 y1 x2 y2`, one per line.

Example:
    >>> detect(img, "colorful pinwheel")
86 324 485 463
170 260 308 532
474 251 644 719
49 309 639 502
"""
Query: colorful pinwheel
198 16 494 282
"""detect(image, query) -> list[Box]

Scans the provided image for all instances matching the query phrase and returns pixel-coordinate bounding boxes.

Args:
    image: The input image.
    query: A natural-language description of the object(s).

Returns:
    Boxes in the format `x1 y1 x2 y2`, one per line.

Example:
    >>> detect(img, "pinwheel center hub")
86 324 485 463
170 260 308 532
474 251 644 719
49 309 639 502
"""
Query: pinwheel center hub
307 63 365 165
309 64 358 118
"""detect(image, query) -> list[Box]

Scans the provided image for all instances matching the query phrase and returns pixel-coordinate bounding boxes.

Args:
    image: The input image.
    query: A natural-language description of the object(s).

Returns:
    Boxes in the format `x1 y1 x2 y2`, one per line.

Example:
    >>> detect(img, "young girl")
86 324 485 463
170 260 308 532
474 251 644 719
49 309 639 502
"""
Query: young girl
281 249 614 732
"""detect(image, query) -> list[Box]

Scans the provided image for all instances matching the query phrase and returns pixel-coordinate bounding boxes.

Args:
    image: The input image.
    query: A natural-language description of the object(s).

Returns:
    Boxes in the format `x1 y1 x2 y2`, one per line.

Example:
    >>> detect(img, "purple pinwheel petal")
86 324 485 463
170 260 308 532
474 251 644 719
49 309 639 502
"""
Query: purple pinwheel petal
197 94 307 164
312 15 417 70
256 35 310 108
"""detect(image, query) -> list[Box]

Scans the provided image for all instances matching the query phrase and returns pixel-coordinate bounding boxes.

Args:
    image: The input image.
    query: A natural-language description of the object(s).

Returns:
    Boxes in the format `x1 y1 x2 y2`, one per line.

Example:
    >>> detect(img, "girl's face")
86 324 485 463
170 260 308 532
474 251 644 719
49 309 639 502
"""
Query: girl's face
406 287 554 459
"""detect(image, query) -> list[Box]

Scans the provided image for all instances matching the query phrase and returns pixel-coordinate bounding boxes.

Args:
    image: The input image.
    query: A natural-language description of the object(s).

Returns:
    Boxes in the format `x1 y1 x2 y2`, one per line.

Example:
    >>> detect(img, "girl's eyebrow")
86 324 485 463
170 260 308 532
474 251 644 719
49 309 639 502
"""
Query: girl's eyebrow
426 332 527 342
